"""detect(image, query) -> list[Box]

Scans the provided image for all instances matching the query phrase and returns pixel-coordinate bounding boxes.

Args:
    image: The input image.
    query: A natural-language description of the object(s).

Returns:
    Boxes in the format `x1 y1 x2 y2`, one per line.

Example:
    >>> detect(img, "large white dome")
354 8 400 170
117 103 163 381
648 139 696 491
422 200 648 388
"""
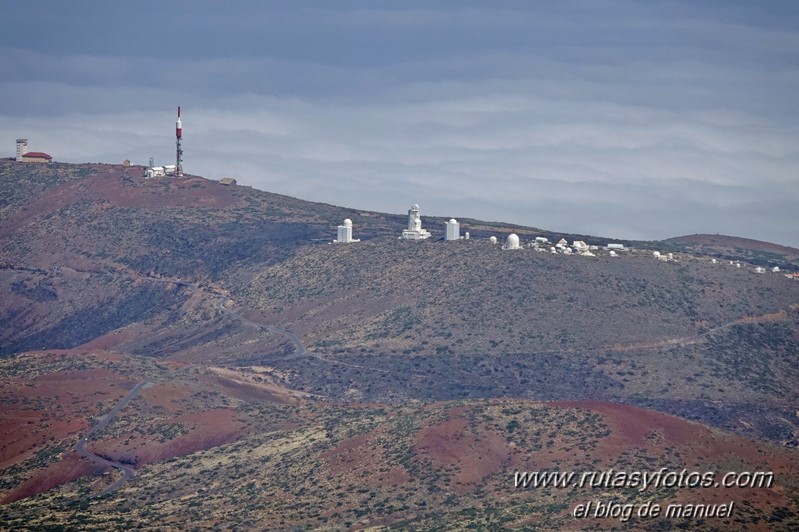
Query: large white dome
506 233 520 248
343 219 352 226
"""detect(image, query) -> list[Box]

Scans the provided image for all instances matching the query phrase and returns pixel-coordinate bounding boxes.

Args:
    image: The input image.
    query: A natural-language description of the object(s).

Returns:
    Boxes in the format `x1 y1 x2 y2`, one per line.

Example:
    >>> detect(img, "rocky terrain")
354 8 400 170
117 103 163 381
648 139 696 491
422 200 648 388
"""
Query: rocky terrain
1 160 798 529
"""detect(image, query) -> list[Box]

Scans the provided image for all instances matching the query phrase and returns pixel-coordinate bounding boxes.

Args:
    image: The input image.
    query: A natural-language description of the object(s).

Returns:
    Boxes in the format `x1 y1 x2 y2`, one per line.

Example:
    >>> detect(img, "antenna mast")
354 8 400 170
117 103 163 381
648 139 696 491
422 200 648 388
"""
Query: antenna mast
175 106 183 177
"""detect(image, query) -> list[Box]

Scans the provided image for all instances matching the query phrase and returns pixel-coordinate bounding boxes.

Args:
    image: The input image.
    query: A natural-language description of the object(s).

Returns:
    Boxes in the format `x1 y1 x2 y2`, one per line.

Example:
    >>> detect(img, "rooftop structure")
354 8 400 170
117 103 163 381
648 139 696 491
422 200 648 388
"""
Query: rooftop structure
400 204 432 240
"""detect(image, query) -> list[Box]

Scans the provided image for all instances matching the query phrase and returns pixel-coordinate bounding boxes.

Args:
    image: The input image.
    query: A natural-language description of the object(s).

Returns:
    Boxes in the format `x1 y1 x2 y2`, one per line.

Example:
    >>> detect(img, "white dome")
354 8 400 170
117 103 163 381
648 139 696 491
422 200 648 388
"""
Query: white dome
653 251 660 257
449 218 458 224
343 219 352 226
507 234 520 247
489 236 497 244
411 204 420 210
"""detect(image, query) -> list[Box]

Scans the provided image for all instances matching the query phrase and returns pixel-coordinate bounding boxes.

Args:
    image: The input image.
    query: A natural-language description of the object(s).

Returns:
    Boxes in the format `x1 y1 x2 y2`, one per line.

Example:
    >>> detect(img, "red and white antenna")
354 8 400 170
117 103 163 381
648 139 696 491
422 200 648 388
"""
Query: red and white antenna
176 106 183 177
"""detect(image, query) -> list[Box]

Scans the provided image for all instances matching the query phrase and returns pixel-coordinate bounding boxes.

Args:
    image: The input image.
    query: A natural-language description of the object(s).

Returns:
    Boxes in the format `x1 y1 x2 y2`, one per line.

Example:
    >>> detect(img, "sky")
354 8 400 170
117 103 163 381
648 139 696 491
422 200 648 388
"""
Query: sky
2 1 798 246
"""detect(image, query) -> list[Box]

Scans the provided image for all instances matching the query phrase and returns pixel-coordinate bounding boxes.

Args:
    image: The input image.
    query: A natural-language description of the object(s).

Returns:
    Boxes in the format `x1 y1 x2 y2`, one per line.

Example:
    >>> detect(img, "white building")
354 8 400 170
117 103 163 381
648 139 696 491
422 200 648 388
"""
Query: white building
503 233 521 250
445 219 460 241
754 266 766 274
535 237 548 244
16 138 27 161
772 266 780 273
334 219 359 243
144 163 177 178
145 166 166 178
572 241 588 252
400 204 432 240
607 243 625 250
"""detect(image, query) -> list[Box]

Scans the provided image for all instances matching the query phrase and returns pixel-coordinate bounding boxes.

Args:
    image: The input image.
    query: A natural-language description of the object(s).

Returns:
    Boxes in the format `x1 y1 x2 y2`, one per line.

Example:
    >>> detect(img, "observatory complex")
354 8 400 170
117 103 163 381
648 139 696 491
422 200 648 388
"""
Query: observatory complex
401 204 432 240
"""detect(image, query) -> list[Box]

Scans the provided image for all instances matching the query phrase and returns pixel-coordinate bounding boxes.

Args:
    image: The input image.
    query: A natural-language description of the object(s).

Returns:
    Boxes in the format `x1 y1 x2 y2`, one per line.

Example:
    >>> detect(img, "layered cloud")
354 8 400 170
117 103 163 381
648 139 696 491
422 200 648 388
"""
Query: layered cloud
2 1 797 245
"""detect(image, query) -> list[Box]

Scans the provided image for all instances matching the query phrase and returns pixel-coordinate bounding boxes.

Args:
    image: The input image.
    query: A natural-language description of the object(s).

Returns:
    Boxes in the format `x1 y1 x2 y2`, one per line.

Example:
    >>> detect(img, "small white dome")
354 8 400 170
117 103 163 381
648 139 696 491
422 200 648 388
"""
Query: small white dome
343 219 352 226
653 251 660 257
411 204 420 210
449 218 457 224
489 236 497 244
506 233 520 247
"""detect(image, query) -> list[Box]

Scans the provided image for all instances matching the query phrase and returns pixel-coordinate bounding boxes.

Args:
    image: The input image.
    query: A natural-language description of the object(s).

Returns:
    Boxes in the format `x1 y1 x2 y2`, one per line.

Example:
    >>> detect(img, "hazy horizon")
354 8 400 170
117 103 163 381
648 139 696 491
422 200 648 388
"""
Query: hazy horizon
3 1 798 247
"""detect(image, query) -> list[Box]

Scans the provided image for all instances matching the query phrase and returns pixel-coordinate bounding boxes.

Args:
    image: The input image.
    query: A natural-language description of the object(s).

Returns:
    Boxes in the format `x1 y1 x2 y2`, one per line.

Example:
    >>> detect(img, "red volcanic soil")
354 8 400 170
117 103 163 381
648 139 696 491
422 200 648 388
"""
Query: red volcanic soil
666 233 799 256
91 408 245 466
549 401 799 516
323 430 412 488
2 454 103 504
0 365 132 469
415 414 510 492
552 400 707 449
0 170 238 238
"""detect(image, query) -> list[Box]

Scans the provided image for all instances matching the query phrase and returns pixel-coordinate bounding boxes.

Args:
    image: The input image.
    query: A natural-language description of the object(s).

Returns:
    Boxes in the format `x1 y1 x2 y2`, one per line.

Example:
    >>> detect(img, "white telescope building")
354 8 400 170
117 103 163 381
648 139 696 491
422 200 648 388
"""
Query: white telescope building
401 204 432 240
503 233 521 250
334 219 359 243
445 218 460 241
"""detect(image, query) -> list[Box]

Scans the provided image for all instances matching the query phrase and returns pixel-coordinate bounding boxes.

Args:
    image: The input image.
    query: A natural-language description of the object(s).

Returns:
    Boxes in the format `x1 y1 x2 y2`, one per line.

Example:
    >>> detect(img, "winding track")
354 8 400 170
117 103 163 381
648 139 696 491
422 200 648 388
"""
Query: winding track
75 381 150 496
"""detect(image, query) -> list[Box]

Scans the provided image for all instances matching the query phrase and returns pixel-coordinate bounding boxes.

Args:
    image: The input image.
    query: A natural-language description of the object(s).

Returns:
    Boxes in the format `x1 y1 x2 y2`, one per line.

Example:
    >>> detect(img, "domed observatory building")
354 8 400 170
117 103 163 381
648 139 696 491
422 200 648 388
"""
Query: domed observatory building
502 233 521 250
445 218 460 241
401 204 432 240
333 219 360 243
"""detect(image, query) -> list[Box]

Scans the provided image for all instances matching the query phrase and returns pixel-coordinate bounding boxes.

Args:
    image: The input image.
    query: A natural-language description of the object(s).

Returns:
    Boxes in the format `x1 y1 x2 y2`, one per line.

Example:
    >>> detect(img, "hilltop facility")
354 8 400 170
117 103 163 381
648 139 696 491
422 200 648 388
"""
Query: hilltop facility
15 138 52 163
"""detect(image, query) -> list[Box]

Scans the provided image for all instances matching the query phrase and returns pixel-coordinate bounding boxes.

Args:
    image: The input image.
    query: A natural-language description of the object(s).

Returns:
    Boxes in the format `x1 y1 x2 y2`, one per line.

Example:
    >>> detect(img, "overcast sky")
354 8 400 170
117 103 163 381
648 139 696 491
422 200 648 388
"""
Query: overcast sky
2 1 798 246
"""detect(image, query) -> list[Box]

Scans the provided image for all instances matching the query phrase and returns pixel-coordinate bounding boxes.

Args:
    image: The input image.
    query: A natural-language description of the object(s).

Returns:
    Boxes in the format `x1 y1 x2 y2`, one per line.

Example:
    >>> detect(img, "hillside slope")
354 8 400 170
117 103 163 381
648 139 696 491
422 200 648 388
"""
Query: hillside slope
1 160 798 528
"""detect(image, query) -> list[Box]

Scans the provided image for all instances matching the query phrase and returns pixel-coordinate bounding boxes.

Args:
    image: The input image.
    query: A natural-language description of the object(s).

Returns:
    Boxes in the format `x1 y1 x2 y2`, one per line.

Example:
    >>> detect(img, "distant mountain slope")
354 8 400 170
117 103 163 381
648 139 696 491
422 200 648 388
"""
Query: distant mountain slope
1 160 798 446
663 233 799 268
2 161 799 529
